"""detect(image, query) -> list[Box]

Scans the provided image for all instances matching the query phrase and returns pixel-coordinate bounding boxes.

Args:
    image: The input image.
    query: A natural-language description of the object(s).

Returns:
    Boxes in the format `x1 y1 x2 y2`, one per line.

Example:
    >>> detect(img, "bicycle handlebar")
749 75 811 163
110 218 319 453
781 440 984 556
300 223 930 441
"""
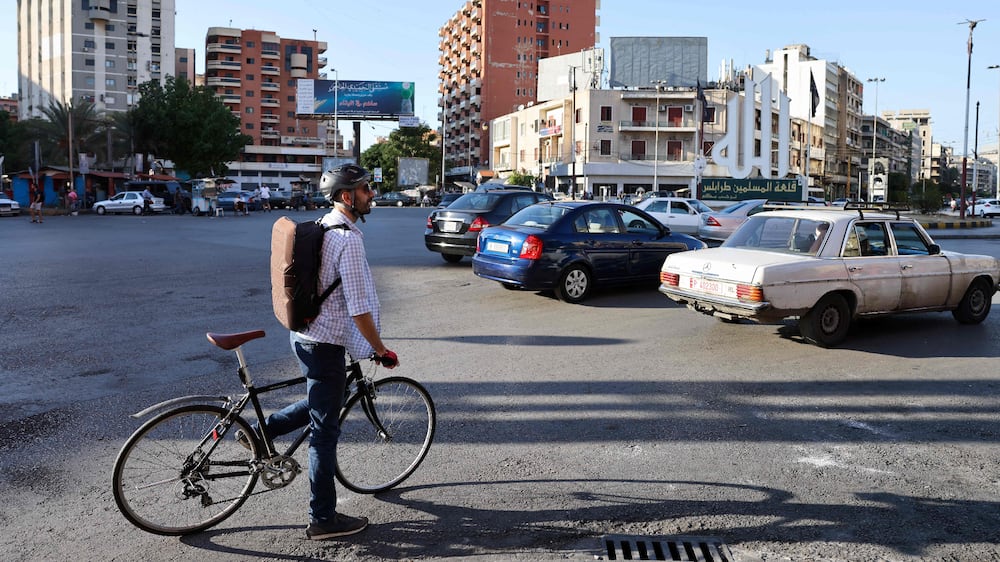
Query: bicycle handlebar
372 351 398 368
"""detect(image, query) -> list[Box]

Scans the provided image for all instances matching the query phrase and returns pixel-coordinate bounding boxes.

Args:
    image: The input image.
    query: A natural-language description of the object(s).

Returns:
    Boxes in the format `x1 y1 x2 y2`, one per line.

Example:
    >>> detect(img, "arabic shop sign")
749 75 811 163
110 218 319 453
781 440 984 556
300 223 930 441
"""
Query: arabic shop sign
701 178 803 201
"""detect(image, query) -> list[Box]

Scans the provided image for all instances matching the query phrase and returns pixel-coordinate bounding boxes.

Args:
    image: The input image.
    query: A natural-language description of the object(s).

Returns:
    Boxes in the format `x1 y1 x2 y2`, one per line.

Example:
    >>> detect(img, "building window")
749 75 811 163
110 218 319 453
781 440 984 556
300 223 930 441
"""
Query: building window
84 40 95 48
85 59 95 66
246 57 255 64
600 106 612 121
246 123 254 130
245 91 254 97
246 41 255 48
703 107 716 123
106 24 115 31
85 77 95 86
600 140 611 156
105 60 115 68
245 74 254 81
105 42 115 50
104 96 115 104
667 141 683 161
287 126 295 133
85 22 94 30
106 78 116 86
246 107 254 114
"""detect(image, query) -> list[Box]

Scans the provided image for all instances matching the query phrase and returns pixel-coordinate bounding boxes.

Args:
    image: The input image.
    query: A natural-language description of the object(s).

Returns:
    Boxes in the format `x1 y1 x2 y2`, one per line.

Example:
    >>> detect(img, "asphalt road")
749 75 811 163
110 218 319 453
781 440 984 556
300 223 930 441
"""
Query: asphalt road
1 208 999 561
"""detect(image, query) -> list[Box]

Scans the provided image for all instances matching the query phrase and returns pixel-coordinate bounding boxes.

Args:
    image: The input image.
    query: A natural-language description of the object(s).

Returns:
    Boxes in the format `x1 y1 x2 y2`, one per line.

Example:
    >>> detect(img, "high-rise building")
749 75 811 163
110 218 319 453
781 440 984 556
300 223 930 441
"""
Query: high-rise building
438 0 598 181
757 44 864 199
202 27 329 190
17 0 176 120
175 47 196 84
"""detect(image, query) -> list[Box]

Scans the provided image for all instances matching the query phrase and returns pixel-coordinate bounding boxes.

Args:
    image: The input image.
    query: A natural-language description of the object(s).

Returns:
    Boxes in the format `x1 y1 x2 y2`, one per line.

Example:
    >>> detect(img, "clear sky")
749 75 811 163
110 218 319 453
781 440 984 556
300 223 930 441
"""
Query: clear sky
1 0 998 157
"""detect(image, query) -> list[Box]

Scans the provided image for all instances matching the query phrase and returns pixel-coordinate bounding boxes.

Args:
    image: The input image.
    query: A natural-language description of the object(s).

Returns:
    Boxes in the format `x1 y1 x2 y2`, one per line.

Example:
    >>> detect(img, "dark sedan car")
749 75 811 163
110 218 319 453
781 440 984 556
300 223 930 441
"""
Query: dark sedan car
216 190 260 213
373 191 417 207
425 189 553 263
472 201 705 303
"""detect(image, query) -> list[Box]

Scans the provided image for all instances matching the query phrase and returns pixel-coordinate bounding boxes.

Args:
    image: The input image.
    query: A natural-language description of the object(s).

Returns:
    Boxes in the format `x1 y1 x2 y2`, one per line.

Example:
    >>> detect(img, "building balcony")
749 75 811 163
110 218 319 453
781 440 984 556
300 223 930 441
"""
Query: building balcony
220 95 241 105
261 98 280 107
207 42 242 54
318 56 327 68
206 76 241 87
261 82 279 91
619 120 695 132
260 114 280 123
261 129 280 139
88 1 111 22
262 49 280 59
206 60 241 71
260 65 280 75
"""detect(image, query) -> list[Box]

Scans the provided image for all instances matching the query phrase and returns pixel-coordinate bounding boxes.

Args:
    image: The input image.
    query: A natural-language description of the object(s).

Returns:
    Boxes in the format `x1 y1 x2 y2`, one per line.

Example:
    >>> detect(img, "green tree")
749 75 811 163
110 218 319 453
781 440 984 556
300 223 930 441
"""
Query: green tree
505 170 537 187
0 110 30 172
360 124 440 189
131 76 251 177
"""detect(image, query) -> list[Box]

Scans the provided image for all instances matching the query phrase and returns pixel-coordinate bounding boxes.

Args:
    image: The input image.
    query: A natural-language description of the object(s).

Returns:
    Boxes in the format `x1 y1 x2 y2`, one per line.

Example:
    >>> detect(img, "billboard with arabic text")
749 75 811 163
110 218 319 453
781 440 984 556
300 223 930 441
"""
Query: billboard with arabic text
296 79 415 118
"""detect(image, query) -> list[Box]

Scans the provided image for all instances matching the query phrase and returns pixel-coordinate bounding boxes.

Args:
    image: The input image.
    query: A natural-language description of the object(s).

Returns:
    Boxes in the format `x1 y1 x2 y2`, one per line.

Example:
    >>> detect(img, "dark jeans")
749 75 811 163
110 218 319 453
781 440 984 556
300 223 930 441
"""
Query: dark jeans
261 332 348 523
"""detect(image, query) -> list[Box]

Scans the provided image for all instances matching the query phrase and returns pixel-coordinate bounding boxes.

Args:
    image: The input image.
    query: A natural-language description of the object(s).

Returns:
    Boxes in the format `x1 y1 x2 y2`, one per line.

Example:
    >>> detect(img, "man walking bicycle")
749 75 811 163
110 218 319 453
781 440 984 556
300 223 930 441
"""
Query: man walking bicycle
244 164 398 540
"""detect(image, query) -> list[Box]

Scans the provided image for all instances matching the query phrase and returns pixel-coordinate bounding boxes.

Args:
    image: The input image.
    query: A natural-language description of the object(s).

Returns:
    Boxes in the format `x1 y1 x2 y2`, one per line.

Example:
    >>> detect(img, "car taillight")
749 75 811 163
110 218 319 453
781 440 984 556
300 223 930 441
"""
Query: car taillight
736 283 763 302
426 215 434 228
704 216 721 227
519 235 543 259
469 216 489 232
660 271 679 286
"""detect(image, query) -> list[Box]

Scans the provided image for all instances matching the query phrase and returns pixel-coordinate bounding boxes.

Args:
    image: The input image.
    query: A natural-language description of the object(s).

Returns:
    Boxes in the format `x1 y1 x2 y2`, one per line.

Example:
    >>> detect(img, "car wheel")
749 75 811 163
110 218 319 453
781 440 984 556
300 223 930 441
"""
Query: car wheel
192 206 201 216
952 278 993 324
628 219 645 229
132 206 143 215
96 206 106 215
396 201 403 207
799 293 851 347
555 264 591 304
441 253 463 263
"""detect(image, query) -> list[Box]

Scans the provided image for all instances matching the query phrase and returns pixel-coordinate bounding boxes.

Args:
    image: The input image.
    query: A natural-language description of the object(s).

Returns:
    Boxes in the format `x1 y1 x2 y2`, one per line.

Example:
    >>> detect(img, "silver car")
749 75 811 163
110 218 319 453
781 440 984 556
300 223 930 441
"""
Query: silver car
0 194 21 216
697 198 768 242
93 191 166 215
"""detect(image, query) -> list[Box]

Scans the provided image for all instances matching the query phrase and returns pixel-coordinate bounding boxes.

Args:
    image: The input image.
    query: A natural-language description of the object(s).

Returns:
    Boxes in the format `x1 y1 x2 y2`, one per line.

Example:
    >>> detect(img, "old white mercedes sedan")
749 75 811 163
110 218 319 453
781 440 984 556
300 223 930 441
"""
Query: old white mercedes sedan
659 203 1000 347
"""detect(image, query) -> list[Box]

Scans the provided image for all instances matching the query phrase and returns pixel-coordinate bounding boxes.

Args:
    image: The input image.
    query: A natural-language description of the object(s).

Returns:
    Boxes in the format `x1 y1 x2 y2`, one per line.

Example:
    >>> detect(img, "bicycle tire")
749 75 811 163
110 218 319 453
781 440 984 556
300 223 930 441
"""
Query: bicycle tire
336 376 436 494
112 404 259 535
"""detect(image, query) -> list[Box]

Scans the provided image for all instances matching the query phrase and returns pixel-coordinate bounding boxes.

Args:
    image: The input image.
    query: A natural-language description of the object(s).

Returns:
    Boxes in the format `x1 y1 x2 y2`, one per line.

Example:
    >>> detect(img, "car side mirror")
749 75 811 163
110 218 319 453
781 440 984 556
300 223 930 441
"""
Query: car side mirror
928 244 941 255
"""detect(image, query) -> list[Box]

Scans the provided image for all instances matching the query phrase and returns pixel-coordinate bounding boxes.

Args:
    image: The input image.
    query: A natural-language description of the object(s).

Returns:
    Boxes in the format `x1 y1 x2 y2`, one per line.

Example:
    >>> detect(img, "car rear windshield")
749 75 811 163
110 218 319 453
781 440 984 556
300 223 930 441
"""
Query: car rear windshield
449 192 506 210
725 215 831 256
506 204 569 228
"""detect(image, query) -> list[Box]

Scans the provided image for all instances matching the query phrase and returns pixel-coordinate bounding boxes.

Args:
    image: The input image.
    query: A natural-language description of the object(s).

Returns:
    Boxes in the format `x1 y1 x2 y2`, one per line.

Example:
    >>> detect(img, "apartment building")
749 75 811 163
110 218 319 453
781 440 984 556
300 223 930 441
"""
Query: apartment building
17 0 176 119
757 44 864 199
438 0 598 181
203 27 330 190
490 82 819 199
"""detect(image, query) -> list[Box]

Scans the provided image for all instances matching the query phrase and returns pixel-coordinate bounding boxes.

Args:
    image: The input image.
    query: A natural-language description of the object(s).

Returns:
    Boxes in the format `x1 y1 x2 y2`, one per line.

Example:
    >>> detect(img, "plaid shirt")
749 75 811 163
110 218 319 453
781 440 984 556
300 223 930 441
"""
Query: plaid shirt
298 211 380 361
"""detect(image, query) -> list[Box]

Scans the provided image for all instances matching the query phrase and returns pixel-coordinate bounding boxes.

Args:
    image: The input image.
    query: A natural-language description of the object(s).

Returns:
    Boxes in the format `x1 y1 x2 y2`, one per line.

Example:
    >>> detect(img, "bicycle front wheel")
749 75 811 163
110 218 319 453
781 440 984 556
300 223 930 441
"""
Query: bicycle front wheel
336 376 436 493
112 405 260 535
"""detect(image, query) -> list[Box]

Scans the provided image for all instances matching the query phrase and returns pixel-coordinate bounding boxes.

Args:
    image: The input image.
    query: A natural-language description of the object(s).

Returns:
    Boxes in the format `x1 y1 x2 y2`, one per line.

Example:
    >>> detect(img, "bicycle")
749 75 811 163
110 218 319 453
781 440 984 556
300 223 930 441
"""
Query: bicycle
111 329 436 536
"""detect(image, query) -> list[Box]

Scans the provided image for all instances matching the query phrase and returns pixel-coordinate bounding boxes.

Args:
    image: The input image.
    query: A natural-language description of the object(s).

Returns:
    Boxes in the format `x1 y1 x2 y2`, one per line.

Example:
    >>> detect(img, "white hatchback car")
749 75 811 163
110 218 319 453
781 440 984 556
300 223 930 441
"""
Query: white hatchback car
659 203 1000 347
633 196 714 235
93 191 166 215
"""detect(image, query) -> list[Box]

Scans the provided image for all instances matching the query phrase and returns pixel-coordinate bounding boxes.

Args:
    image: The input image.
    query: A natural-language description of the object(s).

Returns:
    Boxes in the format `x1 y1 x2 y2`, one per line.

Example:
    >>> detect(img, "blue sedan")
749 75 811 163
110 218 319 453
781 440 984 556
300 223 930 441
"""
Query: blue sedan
473 201 706 303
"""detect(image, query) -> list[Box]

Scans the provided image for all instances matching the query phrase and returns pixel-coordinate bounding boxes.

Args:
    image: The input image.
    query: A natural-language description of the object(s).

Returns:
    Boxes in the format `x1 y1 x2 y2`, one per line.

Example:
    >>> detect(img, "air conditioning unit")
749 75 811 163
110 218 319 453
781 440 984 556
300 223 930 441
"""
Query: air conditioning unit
658 105 668 112
683 105 694 112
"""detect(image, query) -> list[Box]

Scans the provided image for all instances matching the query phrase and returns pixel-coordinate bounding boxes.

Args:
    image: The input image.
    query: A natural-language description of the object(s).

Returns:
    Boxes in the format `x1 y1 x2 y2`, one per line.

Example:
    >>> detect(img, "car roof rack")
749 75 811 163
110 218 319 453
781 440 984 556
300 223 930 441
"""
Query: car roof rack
761 202 818 211
843 202 909 219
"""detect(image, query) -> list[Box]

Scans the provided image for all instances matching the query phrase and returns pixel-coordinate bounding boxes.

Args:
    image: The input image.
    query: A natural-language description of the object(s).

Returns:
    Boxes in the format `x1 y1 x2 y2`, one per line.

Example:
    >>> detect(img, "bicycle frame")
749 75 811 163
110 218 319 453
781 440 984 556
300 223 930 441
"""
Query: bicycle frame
130 343 389 461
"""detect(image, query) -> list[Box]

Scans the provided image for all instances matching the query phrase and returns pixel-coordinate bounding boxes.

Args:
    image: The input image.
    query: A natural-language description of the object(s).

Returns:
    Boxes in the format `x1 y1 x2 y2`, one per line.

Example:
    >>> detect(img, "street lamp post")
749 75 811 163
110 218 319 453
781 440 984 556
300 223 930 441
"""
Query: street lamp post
332 68 339 159
866 77 885 202
651 80 666 193
989 64 1000 199
959 19 985 219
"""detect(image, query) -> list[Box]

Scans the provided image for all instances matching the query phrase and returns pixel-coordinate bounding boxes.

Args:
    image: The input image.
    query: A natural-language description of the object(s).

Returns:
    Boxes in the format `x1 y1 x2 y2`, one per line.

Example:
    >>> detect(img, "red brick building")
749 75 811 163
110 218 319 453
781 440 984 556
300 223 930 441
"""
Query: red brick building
439 0 597 178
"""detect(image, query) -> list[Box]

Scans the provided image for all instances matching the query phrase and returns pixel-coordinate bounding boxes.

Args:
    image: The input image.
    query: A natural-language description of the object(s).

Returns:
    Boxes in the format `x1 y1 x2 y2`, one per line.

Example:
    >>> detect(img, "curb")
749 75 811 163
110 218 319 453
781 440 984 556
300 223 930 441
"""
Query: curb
919 219 993 229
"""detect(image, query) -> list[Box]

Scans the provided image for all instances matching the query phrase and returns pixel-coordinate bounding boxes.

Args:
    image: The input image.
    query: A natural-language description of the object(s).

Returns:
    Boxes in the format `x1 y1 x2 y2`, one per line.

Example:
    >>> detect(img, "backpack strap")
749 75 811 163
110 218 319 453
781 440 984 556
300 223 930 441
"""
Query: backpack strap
316 222 351 306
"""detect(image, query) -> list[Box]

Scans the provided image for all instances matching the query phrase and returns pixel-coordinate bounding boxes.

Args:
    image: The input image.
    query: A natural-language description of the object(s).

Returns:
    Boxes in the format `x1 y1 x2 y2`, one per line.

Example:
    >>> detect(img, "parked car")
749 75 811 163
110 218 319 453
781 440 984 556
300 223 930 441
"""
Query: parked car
0 193 21 216
475 182 533 192
425 189 554 262
436 192 462 209
124 180 183 209
473 201 705 303
697 198 768 242
632 196 714 235
216 190 260 213
973 199 1000 217
373 192 417 207
93 191 166 215
659 203 1000 347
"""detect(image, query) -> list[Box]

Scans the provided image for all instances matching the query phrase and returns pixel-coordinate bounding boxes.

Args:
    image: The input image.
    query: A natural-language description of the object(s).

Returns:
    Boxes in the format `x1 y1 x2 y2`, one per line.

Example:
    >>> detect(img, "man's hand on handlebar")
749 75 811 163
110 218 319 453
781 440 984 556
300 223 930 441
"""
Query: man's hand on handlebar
373 350 399 369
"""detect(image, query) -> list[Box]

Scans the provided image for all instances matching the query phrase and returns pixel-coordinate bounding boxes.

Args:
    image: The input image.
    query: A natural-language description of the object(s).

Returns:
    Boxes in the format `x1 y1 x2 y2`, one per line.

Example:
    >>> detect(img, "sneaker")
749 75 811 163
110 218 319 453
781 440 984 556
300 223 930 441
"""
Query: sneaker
235 429 253 451
305 514 369 540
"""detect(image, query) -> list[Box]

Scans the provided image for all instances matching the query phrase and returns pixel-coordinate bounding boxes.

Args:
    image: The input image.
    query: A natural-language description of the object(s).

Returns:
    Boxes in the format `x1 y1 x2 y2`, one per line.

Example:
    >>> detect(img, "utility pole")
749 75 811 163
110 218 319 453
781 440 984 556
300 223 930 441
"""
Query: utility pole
959 18 985 219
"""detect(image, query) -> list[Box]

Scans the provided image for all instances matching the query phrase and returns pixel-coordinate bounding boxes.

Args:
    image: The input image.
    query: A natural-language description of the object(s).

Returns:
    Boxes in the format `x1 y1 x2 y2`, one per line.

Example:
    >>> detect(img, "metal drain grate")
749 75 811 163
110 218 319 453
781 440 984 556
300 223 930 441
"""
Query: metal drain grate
601 534 734 561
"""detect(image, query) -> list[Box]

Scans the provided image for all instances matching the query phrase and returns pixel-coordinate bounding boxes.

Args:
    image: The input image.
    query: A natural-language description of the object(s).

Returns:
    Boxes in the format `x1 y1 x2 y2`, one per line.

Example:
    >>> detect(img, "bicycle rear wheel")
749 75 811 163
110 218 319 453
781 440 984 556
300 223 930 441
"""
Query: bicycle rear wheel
112 405 259 535
336 376 436 493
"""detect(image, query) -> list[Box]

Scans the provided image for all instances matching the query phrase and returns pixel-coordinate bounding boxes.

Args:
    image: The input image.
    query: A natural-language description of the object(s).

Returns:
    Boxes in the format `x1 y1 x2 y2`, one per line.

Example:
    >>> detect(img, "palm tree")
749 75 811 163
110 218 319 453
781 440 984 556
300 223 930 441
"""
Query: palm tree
23 100 105 168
